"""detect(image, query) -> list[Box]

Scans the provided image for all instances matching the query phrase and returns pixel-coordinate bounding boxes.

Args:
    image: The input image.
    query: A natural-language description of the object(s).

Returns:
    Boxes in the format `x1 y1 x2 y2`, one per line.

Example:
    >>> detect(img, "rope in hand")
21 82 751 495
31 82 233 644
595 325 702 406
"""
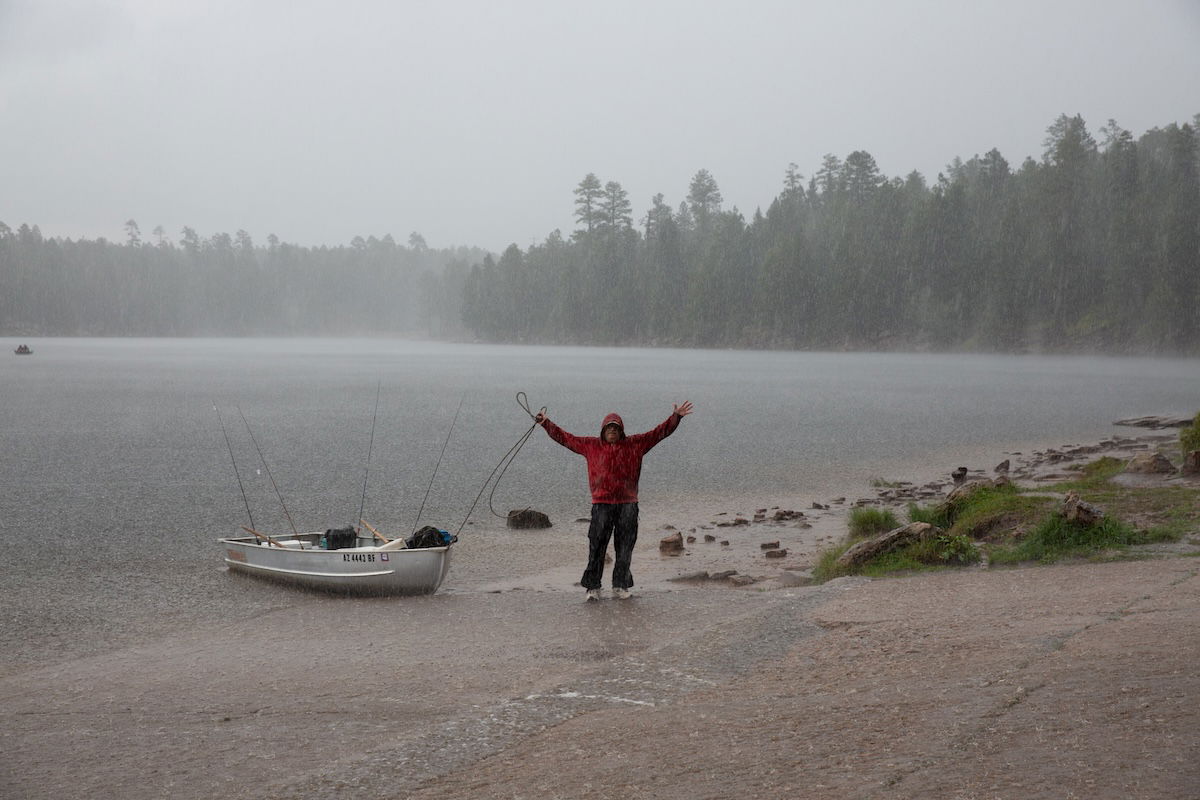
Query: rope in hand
456 392 546 536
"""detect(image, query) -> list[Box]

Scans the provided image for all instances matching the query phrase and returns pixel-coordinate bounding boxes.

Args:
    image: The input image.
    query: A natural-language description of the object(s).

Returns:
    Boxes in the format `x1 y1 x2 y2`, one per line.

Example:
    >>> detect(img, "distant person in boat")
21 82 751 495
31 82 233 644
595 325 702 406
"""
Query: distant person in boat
535 401 694 602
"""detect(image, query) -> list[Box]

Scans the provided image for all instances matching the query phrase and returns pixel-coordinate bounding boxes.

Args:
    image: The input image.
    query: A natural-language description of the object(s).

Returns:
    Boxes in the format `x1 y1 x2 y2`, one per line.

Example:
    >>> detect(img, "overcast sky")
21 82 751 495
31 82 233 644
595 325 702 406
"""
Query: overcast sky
2 0 1198 252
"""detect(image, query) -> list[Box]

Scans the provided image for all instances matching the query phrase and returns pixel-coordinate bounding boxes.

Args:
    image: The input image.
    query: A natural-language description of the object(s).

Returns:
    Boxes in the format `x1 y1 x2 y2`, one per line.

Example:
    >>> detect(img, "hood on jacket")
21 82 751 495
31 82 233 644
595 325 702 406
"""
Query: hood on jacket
600 412 625 440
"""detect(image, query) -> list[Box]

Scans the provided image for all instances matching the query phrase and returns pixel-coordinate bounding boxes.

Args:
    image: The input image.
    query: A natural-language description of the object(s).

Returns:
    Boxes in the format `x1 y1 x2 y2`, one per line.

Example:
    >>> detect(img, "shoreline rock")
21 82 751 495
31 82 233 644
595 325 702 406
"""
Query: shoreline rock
1113 415 1192 429
835 522 938 570
507 509 552 529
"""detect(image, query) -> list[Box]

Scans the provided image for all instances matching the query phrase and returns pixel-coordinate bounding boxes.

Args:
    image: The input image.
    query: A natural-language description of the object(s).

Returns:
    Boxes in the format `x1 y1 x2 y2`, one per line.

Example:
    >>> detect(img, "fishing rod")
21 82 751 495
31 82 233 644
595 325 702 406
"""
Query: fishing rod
356 380 382 532
237 406 299 537
455 392 545 535
213 403 254 533
411 393 465 534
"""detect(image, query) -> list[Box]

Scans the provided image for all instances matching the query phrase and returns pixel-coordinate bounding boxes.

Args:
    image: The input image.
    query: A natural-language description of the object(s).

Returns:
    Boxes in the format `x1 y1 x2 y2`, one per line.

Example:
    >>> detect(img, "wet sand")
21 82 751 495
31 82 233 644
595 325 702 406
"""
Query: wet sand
3 433 1197 799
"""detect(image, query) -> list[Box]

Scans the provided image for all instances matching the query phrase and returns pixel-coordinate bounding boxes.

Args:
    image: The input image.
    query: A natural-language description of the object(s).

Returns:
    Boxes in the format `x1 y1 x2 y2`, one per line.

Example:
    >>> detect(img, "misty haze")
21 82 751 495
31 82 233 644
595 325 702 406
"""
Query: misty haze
2 2 1199 799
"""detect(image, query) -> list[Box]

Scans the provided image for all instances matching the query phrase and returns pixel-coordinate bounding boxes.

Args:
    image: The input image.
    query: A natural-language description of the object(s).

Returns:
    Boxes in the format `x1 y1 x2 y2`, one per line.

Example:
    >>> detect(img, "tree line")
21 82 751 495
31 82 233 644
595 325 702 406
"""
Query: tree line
0 225 481 337
463 114 1199 354
2 113 1197 353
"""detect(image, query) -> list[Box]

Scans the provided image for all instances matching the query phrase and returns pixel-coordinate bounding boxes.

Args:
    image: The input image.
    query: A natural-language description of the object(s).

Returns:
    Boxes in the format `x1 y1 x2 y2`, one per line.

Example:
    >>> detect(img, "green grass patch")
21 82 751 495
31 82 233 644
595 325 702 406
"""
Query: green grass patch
854 547 942 578
1042 473 1196 544
940 481 1020 521
908 481 1045 540
988 514 1145 565
814 455 1200 581
848 507 900 539
946 493 1054 543
1052 456 1126 491
812 542 854 582
812 529 981 582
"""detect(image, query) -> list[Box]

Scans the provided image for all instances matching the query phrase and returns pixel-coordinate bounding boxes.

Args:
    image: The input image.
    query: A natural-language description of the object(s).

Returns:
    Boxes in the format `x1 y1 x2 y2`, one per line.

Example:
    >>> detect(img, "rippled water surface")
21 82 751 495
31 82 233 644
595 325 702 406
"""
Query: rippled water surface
3 338 1198 669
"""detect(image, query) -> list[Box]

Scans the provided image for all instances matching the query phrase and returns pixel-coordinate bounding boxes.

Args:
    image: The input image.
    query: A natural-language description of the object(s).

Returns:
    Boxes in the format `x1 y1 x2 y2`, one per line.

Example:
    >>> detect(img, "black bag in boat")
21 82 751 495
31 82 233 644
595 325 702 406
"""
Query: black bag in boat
324 526 357 550
407 525 456 549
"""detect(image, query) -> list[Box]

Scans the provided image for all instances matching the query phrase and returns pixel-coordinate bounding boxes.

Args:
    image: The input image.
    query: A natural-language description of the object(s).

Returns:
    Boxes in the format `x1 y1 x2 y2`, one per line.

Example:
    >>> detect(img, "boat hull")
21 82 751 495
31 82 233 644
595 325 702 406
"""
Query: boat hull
218 534 451 595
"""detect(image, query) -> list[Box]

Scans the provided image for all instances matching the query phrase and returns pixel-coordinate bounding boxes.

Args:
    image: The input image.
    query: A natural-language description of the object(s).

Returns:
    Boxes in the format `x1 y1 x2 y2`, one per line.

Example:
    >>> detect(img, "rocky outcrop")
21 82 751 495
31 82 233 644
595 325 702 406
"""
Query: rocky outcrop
1184 450 1200 476
834 522 939 570
1062 491 1105 525
1124 452 1177 474
507 509 552 529
1113 415 1192 429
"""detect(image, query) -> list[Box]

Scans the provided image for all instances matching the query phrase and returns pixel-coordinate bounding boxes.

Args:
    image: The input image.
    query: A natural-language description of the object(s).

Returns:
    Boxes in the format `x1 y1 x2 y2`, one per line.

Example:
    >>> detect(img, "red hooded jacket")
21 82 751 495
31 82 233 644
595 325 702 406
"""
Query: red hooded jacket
541 411 681 503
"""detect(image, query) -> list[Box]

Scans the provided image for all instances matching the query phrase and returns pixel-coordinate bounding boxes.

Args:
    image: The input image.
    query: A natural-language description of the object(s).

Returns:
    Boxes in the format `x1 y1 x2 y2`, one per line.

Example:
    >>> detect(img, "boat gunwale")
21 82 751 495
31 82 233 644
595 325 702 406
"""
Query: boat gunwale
217 535 450 555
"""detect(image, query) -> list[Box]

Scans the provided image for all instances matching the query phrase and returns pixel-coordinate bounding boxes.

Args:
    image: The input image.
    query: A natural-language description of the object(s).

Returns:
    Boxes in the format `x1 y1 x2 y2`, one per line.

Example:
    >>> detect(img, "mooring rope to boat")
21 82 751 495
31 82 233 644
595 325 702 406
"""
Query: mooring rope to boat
213 403 254 533
455 392 545 535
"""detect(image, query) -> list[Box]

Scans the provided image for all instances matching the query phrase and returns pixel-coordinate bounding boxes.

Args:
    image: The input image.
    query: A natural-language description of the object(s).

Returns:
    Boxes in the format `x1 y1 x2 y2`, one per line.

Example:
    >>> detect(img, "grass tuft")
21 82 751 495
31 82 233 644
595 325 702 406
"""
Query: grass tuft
812 542 854 582
847 507 900 539
1180 411 1200 459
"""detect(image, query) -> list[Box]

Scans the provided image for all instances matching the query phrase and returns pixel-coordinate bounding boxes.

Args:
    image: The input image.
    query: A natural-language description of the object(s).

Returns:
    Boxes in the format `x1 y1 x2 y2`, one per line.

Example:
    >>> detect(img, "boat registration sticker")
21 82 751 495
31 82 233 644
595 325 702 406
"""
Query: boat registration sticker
227 549 247 562
380 553 389 562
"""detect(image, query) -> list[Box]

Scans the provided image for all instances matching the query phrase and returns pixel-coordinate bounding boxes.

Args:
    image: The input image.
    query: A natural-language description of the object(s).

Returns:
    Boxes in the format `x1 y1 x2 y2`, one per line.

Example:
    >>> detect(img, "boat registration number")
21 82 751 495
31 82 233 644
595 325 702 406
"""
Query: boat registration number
343 553 377 562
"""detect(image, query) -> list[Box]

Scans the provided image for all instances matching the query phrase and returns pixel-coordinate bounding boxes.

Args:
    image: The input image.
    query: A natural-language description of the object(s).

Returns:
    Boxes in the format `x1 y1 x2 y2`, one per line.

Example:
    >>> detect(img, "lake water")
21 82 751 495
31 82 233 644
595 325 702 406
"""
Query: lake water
2 338 1198 672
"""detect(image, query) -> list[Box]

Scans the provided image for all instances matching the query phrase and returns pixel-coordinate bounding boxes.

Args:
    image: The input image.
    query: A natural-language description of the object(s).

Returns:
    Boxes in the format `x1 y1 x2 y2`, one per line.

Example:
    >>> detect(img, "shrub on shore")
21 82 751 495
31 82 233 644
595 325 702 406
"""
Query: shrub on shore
1181 411 1200 459
988 514 1143 565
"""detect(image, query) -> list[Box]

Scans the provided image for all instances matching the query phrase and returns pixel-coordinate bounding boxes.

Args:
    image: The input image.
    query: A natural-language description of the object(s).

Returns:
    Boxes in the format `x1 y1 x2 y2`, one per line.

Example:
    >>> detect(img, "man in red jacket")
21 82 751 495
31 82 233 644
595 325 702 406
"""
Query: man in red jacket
535 401 694 601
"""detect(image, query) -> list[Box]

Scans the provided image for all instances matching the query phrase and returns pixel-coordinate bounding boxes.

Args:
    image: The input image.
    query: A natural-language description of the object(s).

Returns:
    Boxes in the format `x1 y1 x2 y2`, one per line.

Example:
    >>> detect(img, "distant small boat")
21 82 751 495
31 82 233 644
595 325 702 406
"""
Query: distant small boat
13 345 33 355
218 527 452 595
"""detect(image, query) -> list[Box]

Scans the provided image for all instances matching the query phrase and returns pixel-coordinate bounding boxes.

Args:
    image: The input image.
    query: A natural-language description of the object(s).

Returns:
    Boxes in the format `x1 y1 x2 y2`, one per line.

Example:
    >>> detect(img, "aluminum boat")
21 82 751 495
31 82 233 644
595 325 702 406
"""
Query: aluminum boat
218 530 451 595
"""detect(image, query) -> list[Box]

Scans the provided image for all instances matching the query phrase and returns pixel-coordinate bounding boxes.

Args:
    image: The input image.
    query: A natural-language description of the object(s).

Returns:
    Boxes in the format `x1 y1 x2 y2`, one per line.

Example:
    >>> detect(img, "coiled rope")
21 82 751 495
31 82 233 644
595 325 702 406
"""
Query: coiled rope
455 392 545 535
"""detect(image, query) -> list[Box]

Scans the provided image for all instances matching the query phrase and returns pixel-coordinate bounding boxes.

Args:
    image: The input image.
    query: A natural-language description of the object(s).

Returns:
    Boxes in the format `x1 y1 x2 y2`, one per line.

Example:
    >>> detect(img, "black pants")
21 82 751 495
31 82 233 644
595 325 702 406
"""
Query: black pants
581 502 638 590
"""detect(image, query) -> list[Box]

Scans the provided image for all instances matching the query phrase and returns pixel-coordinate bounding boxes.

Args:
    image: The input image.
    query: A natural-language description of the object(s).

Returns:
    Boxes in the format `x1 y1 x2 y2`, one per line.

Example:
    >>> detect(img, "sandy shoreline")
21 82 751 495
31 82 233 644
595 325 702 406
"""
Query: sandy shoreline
3 427 1196 799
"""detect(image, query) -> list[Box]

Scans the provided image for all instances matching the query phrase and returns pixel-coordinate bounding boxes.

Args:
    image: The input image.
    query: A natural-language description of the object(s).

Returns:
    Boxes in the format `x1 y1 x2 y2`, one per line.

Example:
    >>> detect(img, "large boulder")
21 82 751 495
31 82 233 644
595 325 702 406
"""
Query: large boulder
1124 453 1177 475
834 522 939 570
507 509 552 529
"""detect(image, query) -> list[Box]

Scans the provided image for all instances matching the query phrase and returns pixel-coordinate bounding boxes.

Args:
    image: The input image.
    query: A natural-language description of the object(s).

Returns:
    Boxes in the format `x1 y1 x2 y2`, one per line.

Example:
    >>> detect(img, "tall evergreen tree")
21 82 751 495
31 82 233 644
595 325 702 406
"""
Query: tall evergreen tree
573 173 604 236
